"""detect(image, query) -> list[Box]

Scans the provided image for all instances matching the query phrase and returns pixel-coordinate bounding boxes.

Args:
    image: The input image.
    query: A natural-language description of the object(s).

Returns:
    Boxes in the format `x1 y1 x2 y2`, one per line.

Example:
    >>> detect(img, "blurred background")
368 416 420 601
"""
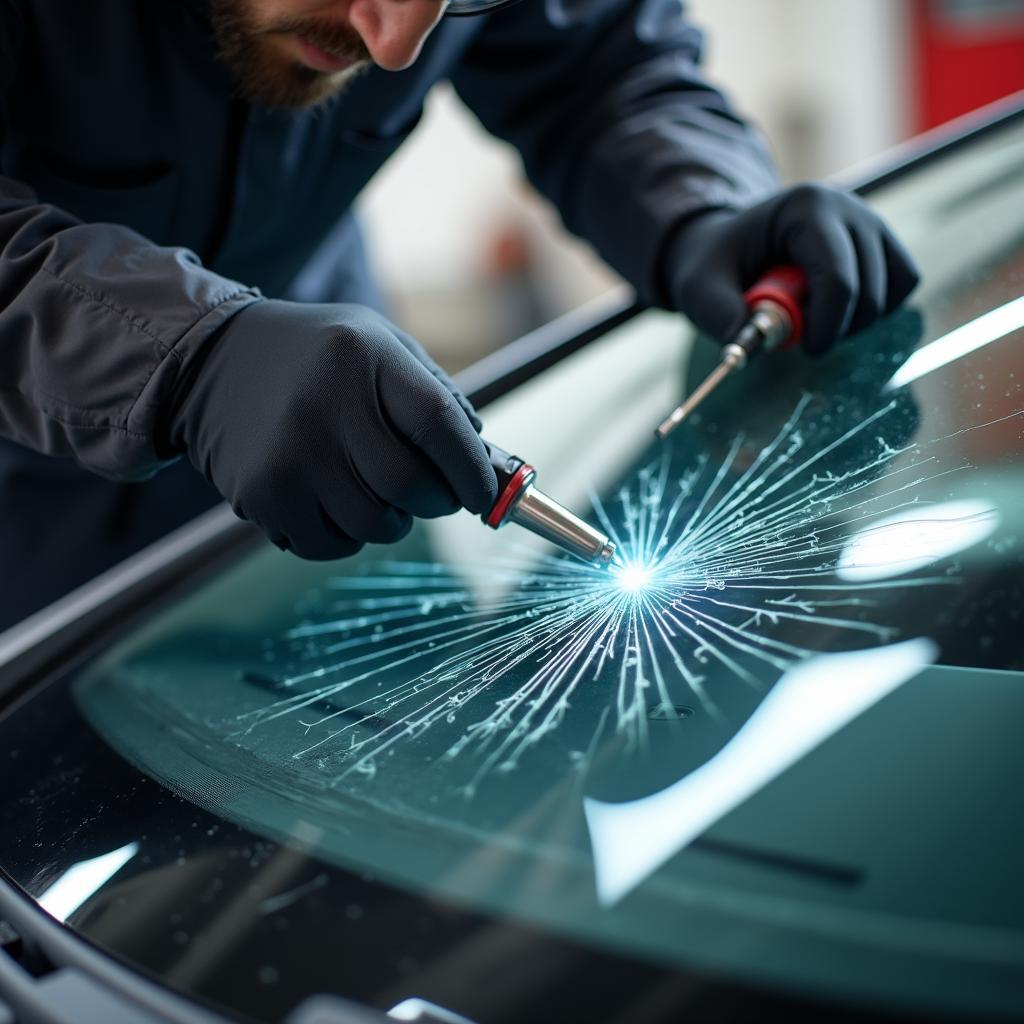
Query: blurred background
356 0 1024 371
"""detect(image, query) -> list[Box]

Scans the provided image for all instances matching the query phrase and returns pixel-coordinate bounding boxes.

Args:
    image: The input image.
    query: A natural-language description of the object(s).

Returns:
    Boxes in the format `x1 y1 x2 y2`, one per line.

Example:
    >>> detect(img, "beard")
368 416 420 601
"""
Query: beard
209 0 371 110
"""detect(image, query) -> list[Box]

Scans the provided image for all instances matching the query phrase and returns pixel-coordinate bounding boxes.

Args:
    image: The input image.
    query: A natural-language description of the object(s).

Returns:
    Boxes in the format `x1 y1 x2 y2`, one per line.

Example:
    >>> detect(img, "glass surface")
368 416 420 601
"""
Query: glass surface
3 117 1024 1023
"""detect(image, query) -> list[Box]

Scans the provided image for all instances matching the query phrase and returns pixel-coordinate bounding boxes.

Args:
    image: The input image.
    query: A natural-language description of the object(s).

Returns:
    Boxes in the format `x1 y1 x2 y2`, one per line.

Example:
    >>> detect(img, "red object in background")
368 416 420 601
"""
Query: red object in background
911 0 1024 132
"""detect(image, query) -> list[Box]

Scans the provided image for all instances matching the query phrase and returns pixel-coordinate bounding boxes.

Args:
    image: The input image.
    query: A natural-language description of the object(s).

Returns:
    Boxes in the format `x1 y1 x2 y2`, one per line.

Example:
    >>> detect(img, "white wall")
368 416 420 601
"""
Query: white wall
686 0 911 180
357 83 524 295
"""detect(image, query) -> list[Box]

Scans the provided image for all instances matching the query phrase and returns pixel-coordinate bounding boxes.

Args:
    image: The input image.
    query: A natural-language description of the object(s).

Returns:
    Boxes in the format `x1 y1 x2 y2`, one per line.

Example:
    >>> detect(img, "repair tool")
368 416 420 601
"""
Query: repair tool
656 266 808 439
482 441 616 567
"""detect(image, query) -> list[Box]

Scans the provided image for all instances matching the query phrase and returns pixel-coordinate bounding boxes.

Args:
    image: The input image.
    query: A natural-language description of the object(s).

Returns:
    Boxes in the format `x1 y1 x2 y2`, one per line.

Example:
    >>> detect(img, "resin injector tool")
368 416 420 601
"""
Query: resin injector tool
482 441 616 567
656 266 809 439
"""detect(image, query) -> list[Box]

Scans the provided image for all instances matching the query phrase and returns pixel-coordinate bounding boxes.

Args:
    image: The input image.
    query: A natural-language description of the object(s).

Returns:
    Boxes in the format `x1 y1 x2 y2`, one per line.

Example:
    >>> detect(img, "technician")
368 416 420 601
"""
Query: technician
0 0 918 629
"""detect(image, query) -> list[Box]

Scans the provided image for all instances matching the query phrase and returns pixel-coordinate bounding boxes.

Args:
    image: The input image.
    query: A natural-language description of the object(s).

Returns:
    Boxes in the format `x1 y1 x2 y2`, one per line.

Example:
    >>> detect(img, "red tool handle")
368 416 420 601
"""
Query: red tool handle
743 266 808 351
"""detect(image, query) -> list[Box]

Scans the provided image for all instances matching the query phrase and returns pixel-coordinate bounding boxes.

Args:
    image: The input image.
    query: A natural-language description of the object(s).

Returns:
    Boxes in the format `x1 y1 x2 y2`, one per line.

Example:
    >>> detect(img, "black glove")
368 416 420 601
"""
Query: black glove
664 183 920 355
165 300 497 558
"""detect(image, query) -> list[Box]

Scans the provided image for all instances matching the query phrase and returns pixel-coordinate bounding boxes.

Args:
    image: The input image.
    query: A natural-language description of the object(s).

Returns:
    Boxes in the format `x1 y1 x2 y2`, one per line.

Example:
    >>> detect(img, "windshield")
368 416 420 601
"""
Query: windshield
3 115 1024 1024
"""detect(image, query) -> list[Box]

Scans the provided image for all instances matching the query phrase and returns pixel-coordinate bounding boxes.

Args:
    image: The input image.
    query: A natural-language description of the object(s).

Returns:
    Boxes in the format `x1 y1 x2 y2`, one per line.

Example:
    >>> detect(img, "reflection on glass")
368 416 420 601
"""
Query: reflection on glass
886 296 1024 391
584 639 935 906
836 499 1001 581
388 998 477 1024
38 842 138 922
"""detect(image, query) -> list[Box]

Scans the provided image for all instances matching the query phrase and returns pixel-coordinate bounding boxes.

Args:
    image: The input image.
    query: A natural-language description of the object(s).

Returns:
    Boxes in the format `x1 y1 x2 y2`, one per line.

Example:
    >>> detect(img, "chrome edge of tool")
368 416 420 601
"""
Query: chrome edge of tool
482 440 616 567
507 485 616 566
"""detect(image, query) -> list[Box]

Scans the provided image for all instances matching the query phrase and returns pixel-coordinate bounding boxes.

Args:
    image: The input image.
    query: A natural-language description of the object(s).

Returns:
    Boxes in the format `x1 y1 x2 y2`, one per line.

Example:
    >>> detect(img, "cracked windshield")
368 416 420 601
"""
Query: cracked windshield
75 121 1024 1005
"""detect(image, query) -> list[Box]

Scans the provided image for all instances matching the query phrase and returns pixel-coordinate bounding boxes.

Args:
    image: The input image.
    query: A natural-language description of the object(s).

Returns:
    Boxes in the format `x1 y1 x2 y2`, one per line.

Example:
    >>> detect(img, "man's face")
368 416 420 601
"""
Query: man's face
210 0 447 109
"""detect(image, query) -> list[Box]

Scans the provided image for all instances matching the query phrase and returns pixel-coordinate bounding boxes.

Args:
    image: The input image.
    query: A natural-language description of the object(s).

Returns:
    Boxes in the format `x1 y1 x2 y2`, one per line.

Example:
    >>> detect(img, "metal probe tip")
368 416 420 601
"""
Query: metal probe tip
655 346 746 440
482 441 615 568
508 484 616 568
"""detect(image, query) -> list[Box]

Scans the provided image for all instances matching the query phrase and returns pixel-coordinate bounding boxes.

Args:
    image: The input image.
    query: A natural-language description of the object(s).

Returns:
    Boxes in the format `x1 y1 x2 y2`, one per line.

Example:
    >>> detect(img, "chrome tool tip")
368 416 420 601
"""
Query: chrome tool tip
655 350 745 440
655 414 682 440
595 541 616 568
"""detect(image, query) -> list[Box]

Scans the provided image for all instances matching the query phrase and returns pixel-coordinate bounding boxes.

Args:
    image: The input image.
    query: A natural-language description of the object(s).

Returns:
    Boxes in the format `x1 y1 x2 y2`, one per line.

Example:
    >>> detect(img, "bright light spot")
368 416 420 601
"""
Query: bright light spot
38 842 138 922
837 499 1000 581
617 564 652 593
585 639 936 906
887 296 1024 391
389 999 476 1024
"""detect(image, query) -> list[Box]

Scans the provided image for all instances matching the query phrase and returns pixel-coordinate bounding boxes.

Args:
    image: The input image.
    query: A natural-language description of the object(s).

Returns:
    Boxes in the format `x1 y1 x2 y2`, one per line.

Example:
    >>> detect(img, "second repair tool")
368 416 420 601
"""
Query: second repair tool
656 266 809 439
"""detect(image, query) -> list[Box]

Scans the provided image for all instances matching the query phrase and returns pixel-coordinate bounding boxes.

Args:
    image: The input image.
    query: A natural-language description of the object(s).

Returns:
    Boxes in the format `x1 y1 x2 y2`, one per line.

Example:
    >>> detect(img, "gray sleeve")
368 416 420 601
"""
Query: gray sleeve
452 0 781 306
0 181 261 480
0 0 262 481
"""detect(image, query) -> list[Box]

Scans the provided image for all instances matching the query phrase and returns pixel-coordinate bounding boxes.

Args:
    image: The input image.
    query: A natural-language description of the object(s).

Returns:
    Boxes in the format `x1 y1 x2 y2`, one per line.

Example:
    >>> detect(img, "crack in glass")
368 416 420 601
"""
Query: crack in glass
231 396 1017 793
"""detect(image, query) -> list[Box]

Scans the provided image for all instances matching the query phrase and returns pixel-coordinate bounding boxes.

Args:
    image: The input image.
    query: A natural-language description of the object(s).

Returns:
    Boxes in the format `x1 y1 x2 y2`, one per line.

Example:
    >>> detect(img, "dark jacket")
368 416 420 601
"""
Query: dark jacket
0 0 778 626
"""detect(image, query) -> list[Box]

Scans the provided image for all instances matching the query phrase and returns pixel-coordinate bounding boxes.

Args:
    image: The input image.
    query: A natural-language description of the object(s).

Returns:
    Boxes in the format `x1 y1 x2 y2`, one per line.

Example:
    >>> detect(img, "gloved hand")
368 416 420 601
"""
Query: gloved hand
664 183 920 356
165 300 497 558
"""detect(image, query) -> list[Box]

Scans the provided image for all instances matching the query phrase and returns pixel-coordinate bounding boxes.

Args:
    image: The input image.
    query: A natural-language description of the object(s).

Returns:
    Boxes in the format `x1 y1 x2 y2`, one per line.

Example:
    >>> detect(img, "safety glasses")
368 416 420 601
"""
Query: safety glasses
443 0 525 16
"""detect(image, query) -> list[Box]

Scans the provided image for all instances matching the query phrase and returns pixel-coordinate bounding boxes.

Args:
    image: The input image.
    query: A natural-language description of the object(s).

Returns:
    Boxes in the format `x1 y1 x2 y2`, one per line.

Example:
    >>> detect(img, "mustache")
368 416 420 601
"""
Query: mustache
259 16 371 64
